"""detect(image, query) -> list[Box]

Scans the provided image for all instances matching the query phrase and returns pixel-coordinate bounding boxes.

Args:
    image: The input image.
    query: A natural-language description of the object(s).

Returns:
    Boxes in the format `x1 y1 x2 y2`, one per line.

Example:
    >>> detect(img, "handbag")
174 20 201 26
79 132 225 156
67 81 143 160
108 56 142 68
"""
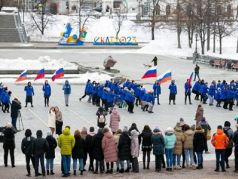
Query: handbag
207 130 211 140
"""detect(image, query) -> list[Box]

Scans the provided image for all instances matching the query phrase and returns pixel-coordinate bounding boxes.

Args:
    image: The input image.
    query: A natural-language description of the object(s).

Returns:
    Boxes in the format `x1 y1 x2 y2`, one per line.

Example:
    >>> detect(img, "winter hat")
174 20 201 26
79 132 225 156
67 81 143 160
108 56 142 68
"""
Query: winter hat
25 129 32 137
179 118 185 126
6 122 12 128
36 130 43 138
153 128 161 133
123 126 128 132
166 127 174 133
224 121 231 127
89 127 95 132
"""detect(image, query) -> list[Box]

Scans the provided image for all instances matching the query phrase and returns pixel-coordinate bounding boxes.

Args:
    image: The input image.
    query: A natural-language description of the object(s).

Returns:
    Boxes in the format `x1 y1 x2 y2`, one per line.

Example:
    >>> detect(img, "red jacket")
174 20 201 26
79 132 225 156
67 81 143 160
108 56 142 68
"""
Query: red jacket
211 129 229 150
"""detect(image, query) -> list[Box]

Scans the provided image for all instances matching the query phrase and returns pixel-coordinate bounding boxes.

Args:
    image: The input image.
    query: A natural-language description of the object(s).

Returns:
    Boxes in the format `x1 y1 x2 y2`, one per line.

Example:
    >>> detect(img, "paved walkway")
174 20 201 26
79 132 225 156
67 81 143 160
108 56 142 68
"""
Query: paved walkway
0 161 237 179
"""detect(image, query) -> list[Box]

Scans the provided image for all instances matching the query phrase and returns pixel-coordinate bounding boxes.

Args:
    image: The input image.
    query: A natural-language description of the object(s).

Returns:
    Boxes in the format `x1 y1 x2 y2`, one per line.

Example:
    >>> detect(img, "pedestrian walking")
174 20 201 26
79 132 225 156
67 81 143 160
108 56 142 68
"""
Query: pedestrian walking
62 80 71 107
21 129 35 177
194 64 200 81
24 82 34 107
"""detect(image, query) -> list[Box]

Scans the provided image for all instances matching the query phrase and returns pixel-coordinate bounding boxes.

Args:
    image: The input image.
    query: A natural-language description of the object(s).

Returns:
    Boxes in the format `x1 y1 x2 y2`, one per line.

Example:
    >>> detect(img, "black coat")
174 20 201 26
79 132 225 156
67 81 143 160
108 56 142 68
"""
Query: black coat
3 128 16 149
21 136 35 156
32 137 49 156
72 136 85 159
56 120 63 135
139 131 152 151
118 132 131 160
234 130 238 148
92 132 104 160
45 135 57 159
193 129 206 152
11 99 21 118
85 134 94 154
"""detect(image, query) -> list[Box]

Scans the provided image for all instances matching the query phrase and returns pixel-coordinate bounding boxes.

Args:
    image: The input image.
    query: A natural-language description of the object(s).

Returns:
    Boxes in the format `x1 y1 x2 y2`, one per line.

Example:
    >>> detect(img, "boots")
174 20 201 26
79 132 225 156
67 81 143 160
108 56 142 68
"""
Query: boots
143 161 146 169
50 170 55 175
47 170 49 175
147 162 150 169
80 170 83 175
74 170 76 176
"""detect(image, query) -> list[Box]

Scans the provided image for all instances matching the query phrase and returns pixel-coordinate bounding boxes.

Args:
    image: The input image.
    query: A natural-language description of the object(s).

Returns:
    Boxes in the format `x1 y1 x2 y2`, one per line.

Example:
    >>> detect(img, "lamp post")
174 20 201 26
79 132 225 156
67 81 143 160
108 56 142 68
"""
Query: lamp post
195 33 198 53
137 0 142 20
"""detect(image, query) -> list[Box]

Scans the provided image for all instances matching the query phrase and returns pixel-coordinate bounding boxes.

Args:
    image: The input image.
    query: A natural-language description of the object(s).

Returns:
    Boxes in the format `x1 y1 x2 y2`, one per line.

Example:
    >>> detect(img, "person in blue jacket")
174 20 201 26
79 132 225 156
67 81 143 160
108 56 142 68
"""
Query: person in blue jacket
168 80 177 105
24 82 34 107
80 80 93 103
62 80 71 107
42 80 51 107
192 80 201 100
153 81 161 105
124 89 135 113
215 88 222 107
200 82 208 104
208 81 216 106
2 90 11 113
184 79 192 105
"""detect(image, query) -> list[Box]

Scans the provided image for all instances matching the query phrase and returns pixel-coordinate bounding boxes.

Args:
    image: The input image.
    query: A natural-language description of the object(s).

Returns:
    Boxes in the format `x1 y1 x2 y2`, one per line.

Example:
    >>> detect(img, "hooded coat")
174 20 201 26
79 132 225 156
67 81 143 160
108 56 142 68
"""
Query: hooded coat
184 129 195 149
32 130 49 156
211 129 229 150
164 131 176 149
72 135 85 159
151 132 165 155
130 130 140 158
109 108 120 133
21 130 35 156
174 127 185 155
58 128 75 155
195 106 204 124
92 131 104 160
45 135 57 159
193 128 206 152
118 131 131 160
102 131 118 162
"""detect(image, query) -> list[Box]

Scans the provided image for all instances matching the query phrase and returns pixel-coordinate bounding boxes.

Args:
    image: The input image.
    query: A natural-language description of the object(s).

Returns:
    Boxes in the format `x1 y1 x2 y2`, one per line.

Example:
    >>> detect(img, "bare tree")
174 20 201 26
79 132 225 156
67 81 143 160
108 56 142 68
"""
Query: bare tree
175 0 183 48
113 10 126 39
150 0 160 40
31 0 49 35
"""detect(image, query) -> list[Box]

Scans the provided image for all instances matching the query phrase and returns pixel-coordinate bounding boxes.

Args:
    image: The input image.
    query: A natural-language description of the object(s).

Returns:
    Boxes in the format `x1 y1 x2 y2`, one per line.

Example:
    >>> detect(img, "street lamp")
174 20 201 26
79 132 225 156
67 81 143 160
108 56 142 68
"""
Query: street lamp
137 0 142 20
195 33 198 53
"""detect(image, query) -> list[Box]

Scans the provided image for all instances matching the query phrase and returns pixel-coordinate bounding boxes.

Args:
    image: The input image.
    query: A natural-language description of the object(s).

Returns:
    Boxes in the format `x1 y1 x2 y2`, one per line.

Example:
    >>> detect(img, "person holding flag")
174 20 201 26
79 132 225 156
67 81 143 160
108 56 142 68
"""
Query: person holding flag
24 82 34 107
184 79 192 105
42 80 51 107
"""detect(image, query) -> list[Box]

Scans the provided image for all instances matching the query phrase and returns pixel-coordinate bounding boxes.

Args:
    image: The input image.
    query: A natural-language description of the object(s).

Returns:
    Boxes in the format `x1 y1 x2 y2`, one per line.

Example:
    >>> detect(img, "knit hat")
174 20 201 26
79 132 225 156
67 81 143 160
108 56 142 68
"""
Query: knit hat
153 128 161 133
166 127 174 133
25 129 32 137
224 121 231 127
123 126 128 132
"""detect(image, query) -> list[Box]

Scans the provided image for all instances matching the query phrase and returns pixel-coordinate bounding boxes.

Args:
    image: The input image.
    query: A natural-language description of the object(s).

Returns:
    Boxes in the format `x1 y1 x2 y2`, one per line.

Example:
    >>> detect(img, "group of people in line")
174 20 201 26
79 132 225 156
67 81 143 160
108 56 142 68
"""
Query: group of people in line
2 102 238 177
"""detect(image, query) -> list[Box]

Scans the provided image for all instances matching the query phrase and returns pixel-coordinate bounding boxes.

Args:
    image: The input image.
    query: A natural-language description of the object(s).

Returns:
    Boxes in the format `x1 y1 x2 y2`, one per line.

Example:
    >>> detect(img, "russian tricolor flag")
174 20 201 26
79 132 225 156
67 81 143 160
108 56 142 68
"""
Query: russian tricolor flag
157 70 172 84
16 70 27 82
187 72 193 88
141 66 157 79
34 68 45 81
52 68 64 81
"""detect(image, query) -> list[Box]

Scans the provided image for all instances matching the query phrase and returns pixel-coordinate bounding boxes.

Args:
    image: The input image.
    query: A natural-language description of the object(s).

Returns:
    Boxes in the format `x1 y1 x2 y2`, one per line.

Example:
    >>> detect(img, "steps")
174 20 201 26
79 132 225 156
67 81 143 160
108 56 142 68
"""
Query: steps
0 13 28 42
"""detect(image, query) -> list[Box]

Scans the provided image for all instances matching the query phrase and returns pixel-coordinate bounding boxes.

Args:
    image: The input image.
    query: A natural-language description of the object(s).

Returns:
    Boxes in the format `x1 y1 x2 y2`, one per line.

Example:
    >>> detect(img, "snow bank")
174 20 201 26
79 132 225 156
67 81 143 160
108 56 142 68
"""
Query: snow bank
0 56 77 70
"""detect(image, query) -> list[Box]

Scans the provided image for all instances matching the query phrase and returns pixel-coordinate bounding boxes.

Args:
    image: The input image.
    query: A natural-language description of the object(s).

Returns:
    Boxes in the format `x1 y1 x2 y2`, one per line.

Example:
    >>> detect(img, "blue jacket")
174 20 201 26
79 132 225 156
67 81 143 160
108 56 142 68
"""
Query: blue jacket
168 84 177 94
124 91 135 103
153 83 161 96
42 84 51 97
184 82 191 94
63 83 71 95
199 84 208 95
106 92 115 104
24 86 34 96
208 84 216 97
1 92 10 104
146 93 155 105
85 82 93 94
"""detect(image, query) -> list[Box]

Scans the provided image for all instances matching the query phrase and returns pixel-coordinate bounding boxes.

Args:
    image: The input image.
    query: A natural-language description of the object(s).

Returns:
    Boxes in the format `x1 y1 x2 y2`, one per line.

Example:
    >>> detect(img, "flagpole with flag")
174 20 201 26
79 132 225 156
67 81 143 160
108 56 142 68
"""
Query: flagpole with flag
157 70 172 85
187 72 193 88
34 68 45 81
51 68 64 81
16 70 28 82
141 66 157 79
